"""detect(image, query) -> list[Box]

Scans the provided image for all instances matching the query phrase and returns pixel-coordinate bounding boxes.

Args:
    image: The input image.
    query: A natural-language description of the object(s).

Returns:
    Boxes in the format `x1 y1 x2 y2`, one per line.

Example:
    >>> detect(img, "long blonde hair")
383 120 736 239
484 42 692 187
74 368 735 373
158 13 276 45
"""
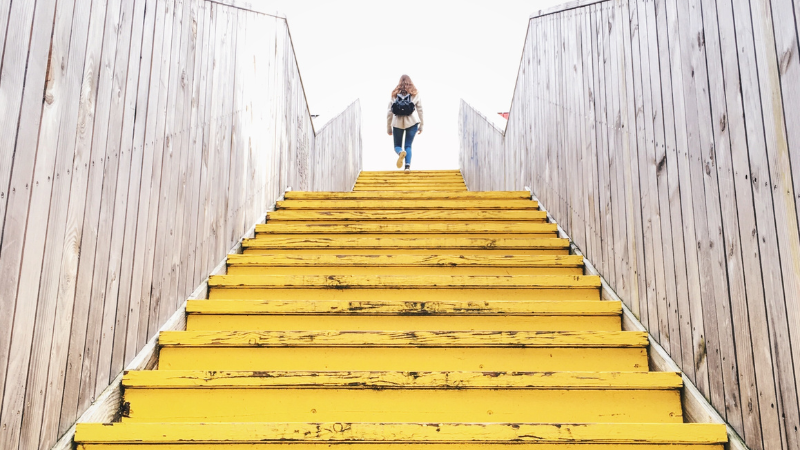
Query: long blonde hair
391 74 418 97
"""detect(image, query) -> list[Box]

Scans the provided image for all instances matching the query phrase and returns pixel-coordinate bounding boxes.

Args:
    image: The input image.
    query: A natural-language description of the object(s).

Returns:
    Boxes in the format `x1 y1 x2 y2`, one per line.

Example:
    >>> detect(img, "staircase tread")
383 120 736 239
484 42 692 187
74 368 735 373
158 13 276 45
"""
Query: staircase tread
276 200 538 210
75 422 728 444
208 274 600 289
185 299 620 315
242 237 570 250
158 330 648 347
254 223 558 234
122 370 682 389
226 254 581 267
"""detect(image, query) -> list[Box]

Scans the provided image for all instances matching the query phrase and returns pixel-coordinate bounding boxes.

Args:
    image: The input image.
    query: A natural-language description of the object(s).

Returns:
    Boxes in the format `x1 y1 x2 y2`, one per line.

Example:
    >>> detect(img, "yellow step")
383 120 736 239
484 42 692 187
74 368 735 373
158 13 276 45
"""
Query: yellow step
242 236 568 249
254 222 557 235
75 422 727 449
353 186 468 191
185 299 621 331
119 371 683 423
275 200 537 210
225 254 581 275
207 274 600 301
360 169 462 174
157 330 648 371
284 191 530 200
265 209 548 222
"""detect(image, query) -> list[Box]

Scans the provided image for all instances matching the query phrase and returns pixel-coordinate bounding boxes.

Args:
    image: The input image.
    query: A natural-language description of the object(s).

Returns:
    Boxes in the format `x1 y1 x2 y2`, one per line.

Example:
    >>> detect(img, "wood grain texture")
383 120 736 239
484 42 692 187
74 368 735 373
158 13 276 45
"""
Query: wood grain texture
0 1 361 449
458 1 800 448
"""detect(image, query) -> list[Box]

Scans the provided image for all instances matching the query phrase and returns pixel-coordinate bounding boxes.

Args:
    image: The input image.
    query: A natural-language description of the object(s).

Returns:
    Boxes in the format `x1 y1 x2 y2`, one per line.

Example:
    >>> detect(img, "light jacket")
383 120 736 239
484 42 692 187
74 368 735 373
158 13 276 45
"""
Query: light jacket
387 92 423 132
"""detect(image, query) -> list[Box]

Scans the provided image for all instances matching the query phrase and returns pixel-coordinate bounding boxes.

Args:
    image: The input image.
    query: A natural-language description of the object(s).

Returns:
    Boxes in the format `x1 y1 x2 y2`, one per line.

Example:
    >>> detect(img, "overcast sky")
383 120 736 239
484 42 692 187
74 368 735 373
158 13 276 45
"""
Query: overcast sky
258 0 564 170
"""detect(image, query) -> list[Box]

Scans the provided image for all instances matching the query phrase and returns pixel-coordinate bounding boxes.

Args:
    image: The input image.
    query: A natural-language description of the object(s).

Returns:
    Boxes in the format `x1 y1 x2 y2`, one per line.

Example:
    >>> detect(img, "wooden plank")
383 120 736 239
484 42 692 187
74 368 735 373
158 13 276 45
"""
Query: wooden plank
137 0 176 345
618 0 646 322
150 0 186 337
730 0 795 445
624 0 651 326
713 0 782 447
119 0 159 371
678 0 741 426
36 0 106 444
192 0 217 287
746 0 800 445
75 422 728 445
0 0 40 433
696 0 763 444
180 0 207 302
17 0 87 446
0 0 59 448
71 0 126 415
107 0 151 383
54 0 112 434
768 0 800 441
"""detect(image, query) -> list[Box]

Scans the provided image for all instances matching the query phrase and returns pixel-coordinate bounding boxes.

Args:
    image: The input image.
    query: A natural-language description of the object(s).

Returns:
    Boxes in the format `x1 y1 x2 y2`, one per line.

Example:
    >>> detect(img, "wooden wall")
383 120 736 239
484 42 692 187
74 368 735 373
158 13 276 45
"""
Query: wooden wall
0 1 362 449
459 0 800 449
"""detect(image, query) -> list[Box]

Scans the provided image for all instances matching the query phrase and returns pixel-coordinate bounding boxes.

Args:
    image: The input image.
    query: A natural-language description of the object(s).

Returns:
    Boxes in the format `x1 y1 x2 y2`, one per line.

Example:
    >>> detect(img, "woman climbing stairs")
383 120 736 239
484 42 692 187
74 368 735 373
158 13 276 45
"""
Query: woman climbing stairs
75 170 727 449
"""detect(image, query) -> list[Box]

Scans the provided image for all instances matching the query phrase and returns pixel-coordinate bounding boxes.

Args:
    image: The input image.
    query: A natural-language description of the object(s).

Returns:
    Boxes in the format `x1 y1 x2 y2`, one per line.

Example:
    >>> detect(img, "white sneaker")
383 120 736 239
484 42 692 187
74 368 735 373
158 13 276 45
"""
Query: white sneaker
396 150 406 168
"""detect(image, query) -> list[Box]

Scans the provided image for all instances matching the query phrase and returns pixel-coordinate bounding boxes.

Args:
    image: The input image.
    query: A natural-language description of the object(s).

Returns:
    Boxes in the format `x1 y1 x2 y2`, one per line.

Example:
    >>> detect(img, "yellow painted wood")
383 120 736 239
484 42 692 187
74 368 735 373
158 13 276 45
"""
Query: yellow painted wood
121 388 682 424
158 347 648 372
353 186 469 191
226 253 582 266
265 209 548 222
275 200 538 210
73 169 727 450
225 254 582 275
241 237 570 250
185 300 621 330
187 314 620 331
185 299 620 315
208 274 600 289
254 222 558 235
284 191 530 200
158 330 647 347
207 275 601 301
75 422 728 445
77 444 725 450
361 169 462 174
242 248 571 256
208 287 598 301
226 266 579 276
122 370 682 389
354 179 466 184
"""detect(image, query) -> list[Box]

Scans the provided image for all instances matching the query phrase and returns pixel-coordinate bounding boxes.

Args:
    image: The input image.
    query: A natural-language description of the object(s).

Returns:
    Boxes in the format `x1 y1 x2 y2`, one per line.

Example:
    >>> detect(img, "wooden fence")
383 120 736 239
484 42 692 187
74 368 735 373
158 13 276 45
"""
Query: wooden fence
0 0 362 449
459 0 800 449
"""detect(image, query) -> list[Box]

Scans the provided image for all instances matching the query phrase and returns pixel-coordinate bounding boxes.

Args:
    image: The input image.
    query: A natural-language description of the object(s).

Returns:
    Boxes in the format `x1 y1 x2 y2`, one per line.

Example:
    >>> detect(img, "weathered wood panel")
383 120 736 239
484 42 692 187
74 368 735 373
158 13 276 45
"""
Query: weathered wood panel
459 1 800 448
0 1 361 449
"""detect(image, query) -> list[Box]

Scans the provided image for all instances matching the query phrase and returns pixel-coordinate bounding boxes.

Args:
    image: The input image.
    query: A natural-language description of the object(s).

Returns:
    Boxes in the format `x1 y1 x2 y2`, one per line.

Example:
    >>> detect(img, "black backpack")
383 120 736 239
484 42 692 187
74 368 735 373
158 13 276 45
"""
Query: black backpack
392 93 415 116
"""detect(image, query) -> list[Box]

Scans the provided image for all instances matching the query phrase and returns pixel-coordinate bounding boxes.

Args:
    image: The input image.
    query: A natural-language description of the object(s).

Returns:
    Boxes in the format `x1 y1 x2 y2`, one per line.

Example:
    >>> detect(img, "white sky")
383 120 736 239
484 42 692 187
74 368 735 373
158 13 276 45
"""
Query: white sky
256 0 564 170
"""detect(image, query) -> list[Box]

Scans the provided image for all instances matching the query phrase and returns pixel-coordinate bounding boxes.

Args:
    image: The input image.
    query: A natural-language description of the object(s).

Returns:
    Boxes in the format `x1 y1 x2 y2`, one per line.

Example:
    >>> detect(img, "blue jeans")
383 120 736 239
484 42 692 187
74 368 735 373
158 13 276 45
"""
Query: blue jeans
393 123 419 165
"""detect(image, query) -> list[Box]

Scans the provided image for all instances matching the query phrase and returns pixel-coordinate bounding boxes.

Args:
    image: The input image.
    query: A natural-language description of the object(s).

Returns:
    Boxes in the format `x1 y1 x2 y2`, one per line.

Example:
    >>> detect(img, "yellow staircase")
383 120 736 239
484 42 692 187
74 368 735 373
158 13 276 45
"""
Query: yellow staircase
75 170 727 449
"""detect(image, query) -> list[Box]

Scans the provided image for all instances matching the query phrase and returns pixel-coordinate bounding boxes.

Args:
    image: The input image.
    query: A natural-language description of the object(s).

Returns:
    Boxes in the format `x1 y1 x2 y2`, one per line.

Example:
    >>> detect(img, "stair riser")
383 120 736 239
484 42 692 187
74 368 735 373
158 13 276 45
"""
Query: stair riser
207 287 599 301
241 249 570 255
254 233 559 239
265 220 548 224
158 347 648 372
353 188 468 191
78 444 724 449
185 315 621 331
225 266 581 275
121 389 682 423
284 192 531 200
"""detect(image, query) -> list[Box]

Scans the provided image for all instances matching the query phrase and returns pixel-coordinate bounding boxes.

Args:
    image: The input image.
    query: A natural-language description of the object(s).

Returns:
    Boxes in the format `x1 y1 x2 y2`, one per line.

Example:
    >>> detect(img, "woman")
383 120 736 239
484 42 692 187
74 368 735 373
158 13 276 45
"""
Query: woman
387 74 423 171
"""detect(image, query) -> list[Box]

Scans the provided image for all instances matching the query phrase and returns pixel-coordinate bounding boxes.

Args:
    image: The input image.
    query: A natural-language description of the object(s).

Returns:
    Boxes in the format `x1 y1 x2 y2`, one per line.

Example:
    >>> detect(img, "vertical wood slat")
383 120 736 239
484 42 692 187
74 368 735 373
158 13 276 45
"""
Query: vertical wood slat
458 0 800 448
0 1 361 449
